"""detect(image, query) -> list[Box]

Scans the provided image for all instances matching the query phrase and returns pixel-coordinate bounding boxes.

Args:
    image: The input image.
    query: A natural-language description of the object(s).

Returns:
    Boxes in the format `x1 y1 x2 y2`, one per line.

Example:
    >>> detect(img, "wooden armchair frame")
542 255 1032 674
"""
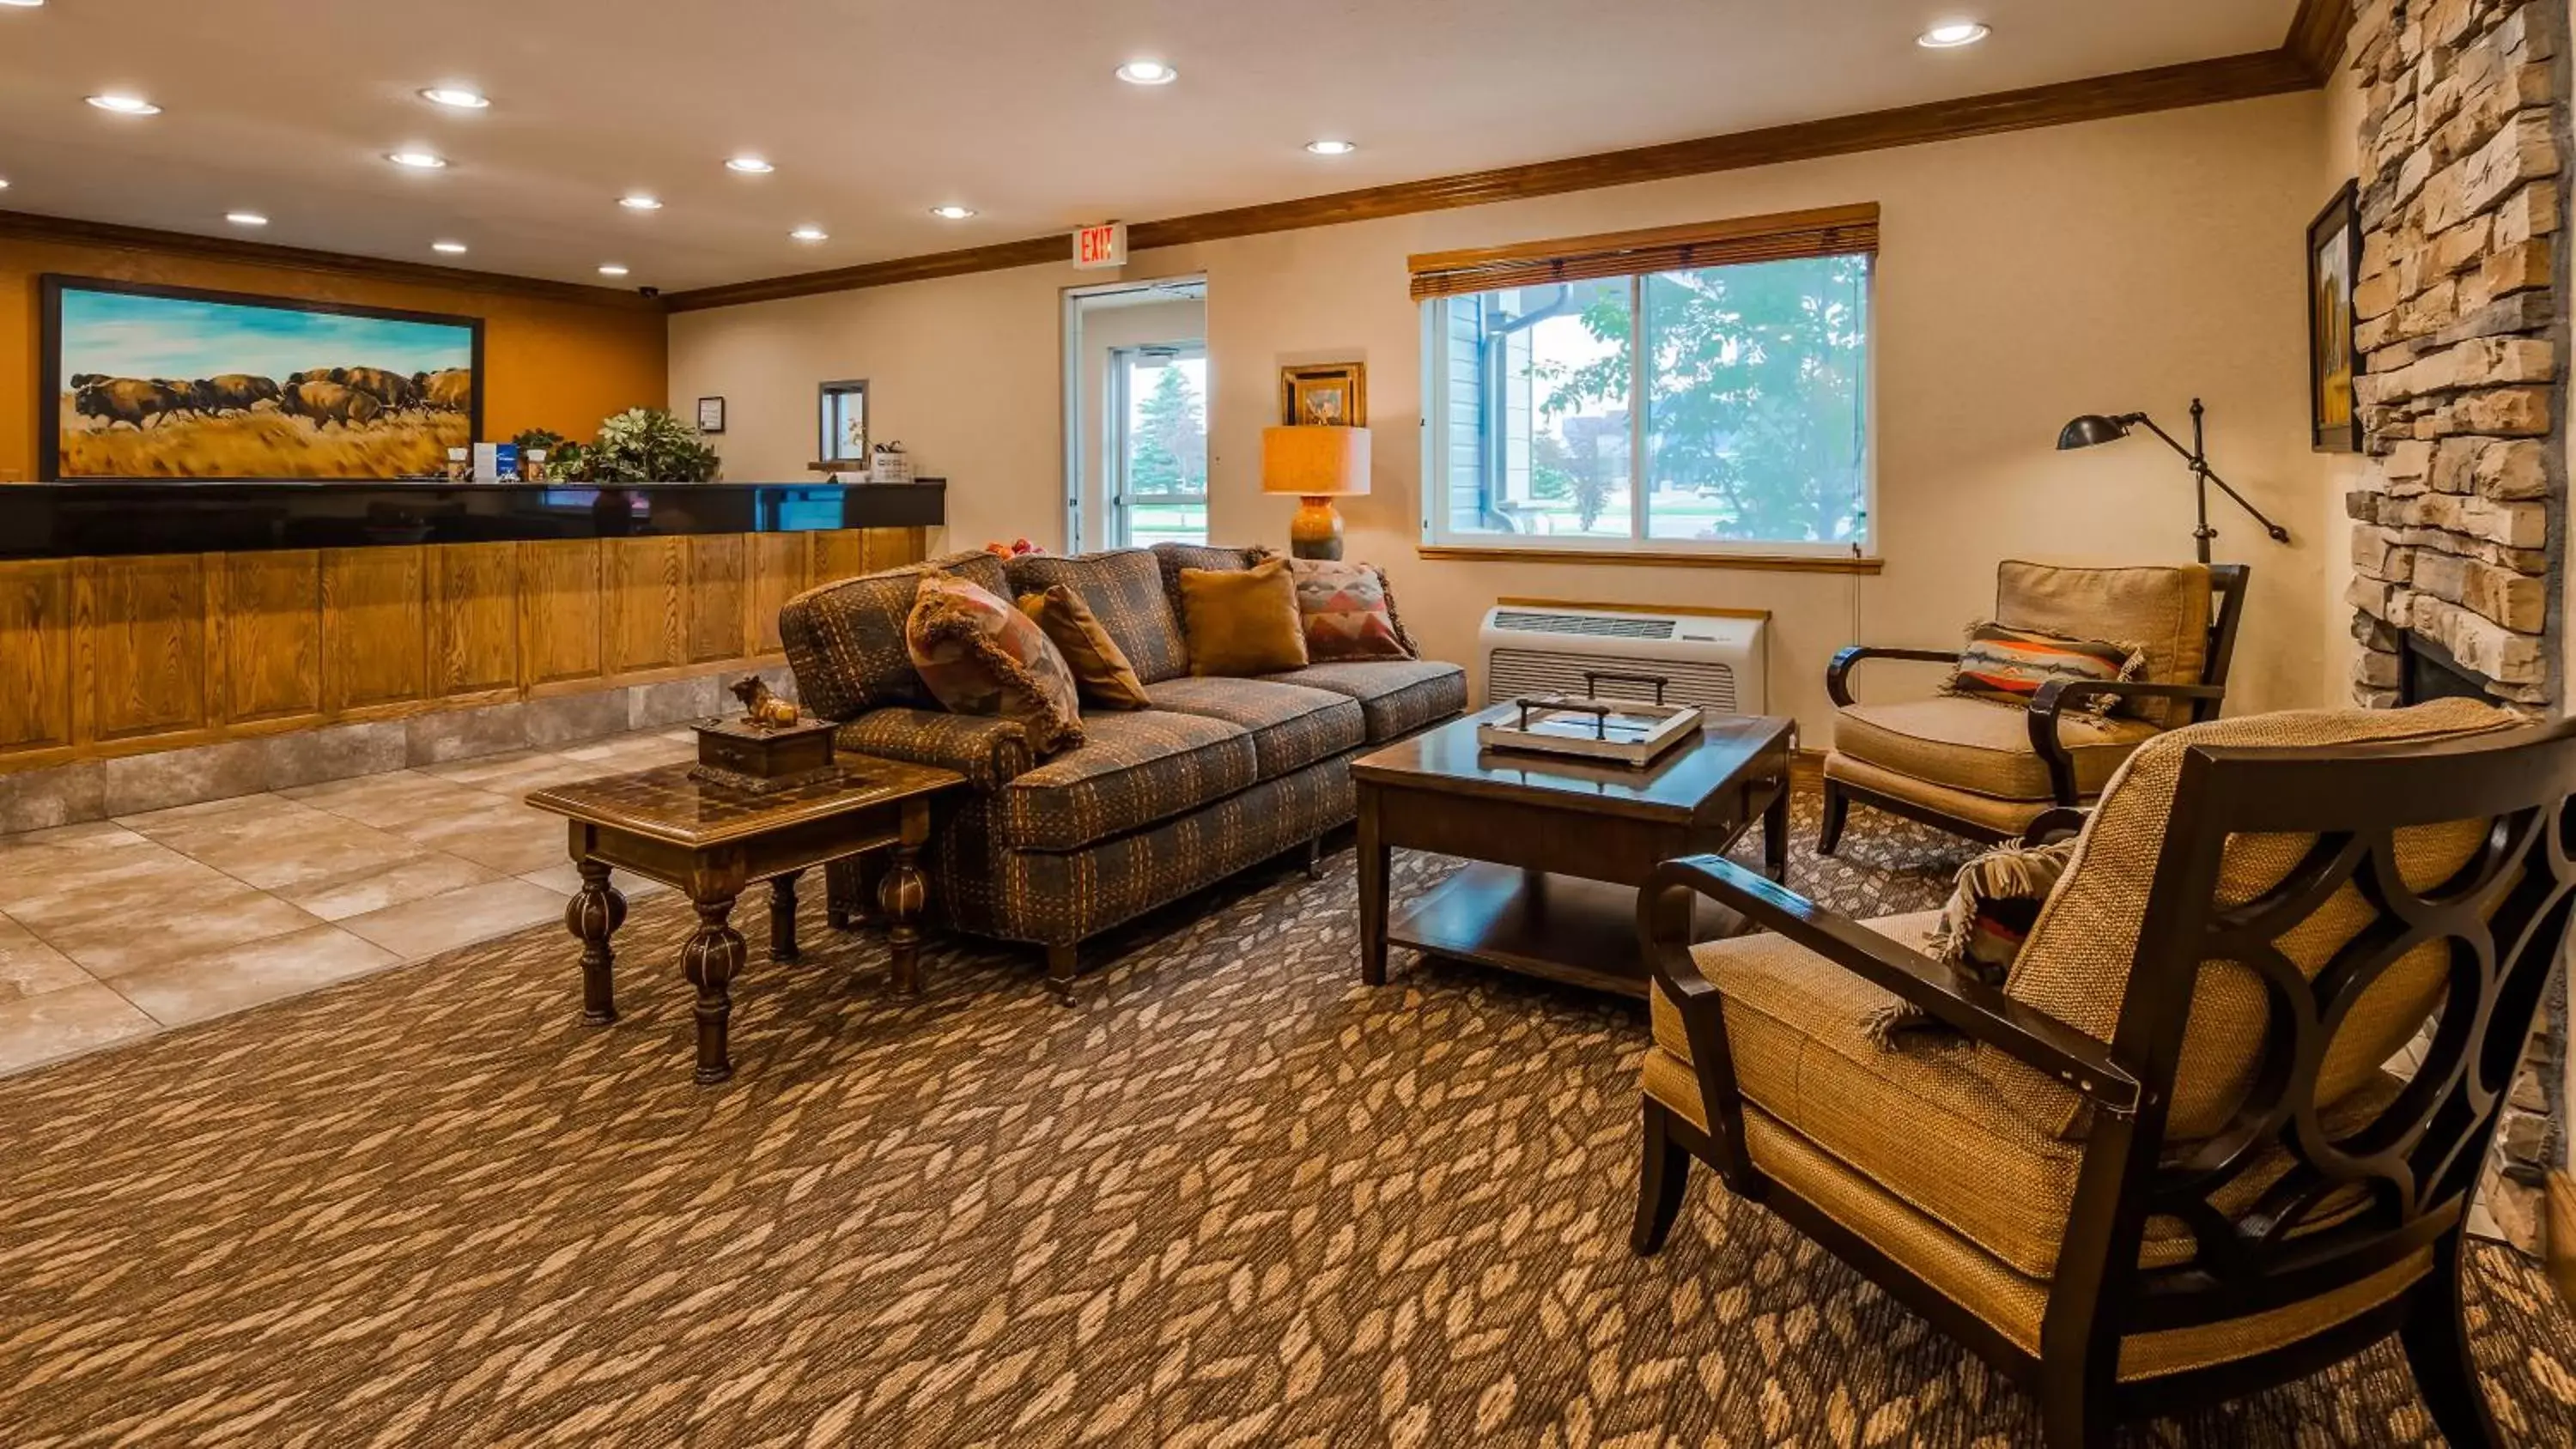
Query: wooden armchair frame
1820 563 2251 849
1635 716 2576 1446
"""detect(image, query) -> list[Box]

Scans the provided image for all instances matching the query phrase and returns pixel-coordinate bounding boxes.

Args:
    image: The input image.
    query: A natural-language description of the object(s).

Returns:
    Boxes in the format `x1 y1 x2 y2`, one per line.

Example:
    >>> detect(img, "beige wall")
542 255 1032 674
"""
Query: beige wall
2318 31 2370 706
673 92 2335 740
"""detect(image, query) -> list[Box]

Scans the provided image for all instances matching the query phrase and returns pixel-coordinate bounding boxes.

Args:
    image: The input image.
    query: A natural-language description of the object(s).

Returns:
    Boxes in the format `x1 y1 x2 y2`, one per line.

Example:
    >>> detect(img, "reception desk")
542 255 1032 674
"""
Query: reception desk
0 481 944 775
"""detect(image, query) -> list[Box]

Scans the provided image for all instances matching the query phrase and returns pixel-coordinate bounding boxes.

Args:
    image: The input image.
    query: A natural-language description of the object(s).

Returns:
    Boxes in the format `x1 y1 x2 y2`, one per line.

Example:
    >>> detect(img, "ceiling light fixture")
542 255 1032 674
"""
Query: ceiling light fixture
226 211 269 227
1917 21 1990 48
790 226 829 241
1304 139 1357 155
419 87 489 110
619 193 662 210
598 264 629 276
927 205 975 221
1115 59 1176 86
431 239 468 254
1 2 46 9
726 155 774 173
386 150 447 169
86 94 161 116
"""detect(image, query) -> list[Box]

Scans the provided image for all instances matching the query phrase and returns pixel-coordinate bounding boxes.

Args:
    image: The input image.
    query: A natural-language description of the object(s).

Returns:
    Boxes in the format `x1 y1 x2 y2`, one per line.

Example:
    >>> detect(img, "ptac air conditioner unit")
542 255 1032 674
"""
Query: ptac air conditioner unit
1479 603 1766 716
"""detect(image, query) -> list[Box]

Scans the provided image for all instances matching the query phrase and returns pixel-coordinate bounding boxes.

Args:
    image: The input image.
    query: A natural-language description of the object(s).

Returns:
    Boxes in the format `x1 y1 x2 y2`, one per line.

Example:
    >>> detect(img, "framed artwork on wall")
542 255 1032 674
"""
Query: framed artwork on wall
1280 361 1366 427
697 396 726 433
2306 182 2363 454
38 274 483 480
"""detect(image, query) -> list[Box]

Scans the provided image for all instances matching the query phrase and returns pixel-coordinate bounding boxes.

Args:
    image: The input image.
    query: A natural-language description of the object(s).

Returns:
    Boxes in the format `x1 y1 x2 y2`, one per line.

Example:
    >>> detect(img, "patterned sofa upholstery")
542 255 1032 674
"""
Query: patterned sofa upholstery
779 543 1467 999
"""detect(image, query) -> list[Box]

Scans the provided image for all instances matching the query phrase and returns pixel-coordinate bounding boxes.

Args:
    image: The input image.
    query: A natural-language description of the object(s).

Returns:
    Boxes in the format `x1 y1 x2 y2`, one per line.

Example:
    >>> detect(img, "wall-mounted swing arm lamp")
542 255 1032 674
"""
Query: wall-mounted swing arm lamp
2056 397 2292 565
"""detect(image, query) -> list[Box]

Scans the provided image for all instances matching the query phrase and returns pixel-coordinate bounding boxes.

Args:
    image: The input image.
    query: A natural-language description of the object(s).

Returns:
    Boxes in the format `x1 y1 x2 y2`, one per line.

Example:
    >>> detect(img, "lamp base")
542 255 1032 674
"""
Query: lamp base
1288 497 1345 561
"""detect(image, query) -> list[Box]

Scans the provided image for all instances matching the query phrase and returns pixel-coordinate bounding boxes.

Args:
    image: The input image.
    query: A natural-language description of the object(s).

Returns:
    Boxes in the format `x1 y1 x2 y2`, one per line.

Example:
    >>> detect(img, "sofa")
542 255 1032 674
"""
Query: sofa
780 542 1467 999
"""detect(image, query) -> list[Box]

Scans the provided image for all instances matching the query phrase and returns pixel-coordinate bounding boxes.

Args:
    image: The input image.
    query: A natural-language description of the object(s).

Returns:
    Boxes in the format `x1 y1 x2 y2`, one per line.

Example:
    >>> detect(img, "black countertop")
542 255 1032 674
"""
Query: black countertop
0 480 947 559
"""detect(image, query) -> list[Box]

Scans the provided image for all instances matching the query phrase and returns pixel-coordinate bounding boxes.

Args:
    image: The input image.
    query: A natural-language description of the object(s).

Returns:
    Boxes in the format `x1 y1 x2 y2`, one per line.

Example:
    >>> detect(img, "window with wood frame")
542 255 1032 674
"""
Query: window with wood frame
1414 203 1876 560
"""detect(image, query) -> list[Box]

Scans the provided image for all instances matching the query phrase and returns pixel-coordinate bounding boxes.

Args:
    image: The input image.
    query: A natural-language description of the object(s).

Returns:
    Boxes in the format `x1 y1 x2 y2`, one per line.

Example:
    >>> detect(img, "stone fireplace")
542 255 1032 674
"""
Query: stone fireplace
2342 0 2568 1253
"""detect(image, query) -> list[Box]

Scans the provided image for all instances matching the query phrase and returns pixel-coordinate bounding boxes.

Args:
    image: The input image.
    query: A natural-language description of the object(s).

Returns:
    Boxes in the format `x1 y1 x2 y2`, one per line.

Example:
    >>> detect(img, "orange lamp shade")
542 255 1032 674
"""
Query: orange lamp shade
1261 425 1371 497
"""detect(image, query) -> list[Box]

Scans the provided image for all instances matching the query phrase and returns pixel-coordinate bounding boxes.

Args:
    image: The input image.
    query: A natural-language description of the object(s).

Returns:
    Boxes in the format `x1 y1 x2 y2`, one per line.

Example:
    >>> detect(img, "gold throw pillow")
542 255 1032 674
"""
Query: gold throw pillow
1178 556 1310 677
1016 585 1152 709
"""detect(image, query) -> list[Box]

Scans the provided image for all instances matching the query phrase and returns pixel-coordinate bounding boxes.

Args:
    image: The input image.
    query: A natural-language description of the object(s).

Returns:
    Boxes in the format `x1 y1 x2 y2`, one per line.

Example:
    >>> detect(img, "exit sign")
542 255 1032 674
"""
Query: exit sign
1073 221 1128 270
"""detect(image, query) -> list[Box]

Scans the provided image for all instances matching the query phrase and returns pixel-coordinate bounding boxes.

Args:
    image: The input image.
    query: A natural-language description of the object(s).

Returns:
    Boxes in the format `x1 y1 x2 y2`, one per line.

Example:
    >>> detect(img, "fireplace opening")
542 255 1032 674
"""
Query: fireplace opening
2397 633 2488 706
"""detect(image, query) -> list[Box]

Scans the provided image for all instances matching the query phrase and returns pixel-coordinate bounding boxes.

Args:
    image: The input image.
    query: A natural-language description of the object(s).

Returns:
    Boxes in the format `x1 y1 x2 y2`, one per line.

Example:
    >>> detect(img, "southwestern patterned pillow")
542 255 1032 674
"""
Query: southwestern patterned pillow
1941 620 2143 716
906 573 1084 756
1287 559 1413 662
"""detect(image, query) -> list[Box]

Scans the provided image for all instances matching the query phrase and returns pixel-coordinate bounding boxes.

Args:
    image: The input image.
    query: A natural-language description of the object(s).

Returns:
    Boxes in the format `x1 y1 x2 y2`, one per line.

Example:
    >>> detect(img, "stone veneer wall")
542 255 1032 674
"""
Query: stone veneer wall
2342 0 2569 1254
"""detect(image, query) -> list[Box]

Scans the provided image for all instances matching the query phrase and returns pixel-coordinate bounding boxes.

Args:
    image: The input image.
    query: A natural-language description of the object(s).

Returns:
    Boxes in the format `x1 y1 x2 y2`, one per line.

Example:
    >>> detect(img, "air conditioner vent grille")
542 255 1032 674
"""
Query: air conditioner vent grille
1486 648 1738 715
1490 609 1675 640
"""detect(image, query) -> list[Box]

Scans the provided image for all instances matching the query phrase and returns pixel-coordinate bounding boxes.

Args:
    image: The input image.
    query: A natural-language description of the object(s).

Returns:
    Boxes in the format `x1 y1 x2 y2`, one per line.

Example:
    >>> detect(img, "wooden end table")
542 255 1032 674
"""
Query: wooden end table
1352 706 1795 999
526 756 962 1084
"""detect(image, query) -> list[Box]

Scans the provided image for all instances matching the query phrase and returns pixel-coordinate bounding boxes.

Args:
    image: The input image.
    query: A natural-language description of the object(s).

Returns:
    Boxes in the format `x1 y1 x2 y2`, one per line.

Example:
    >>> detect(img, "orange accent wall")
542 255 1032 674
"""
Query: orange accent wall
0 235 666 482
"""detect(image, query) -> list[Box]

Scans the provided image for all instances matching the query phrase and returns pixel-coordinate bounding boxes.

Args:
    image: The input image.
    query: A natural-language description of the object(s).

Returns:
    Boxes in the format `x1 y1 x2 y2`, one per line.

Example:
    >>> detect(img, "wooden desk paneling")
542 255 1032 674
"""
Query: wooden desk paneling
0 526 923 771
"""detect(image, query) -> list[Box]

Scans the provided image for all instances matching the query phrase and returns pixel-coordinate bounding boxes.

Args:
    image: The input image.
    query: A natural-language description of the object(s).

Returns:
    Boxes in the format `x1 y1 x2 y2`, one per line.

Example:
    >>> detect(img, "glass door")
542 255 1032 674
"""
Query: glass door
1107 344 1208 548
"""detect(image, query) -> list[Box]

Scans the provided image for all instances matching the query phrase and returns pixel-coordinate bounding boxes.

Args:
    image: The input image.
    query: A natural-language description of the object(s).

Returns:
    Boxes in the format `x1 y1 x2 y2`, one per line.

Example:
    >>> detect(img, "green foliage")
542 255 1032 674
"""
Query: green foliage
1540 257 1868 543
588 408 720 483
510 428 587 481
1127 364 1206 498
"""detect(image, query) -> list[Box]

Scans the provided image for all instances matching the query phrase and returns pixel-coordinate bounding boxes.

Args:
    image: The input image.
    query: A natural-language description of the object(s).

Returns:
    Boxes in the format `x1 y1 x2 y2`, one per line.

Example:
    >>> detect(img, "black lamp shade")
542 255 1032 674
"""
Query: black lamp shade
2057 415 2132 451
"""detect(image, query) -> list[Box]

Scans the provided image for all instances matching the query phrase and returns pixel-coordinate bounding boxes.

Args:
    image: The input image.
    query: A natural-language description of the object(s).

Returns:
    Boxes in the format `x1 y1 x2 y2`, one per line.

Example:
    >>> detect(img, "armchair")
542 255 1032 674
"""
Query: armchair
1820 561 2249 851
1631 700 2572 1446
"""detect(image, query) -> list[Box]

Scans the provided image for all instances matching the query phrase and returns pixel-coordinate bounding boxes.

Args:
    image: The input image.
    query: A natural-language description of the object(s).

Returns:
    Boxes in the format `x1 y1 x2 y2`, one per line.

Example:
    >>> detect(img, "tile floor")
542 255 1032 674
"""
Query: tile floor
0 727 696 1077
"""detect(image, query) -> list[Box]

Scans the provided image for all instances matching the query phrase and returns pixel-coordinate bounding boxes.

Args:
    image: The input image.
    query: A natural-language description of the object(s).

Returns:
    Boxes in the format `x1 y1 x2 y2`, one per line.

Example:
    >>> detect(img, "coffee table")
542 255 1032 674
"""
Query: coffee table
526 756 961 1084
1353 706 1795 998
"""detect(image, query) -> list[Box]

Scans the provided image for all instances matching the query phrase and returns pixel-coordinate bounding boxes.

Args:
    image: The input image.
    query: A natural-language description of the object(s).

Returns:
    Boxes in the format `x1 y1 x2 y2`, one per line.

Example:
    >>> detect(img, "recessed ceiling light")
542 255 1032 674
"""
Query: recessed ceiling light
619 193 662 210
1115 59 1176 85
225 211 268 227
86 94 161 116
419 87 489 110
1 2 46 9
927 206 975 221
598 264 629 276
431 240 468 254
726 155 774 174
790 226 829 241
1304 139 1357 155
386 150 447 169
1917 21 1990 48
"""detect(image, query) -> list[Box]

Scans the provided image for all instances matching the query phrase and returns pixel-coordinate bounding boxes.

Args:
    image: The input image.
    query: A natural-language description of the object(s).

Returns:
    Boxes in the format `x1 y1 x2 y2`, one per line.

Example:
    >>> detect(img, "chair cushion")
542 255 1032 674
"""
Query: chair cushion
1018 585 1151 710
906 573 1084 756
1288 559 1413 662
1180 557 1311 676
997 709 1258 852
1142 677 1364 781
1262 660 1467 742
1832 696 2159 802
1990 699 2522 1140
1007 549 1193 684
1995 561 2210 728
780 550 1012 718
1823 752 2057 838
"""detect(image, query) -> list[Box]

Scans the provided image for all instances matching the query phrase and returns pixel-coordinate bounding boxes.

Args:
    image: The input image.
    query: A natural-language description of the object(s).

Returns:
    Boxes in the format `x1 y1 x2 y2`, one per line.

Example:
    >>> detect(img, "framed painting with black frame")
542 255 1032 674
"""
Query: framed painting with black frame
39 274 485 482
2306 181 2363 454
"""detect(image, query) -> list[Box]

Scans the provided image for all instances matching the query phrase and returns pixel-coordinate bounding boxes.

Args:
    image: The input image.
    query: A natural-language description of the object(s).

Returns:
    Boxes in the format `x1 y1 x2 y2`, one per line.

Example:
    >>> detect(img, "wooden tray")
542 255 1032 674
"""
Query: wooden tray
1475 695 1703 767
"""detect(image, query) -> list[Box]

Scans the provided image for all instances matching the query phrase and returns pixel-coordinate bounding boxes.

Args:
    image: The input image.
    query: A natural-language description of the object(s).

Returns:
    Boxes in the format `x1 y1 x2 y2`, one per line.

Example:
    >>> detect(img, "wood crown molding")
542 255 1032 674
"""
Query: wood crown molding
0 209 665 313
666 45 2318 312
2285 0 2356 84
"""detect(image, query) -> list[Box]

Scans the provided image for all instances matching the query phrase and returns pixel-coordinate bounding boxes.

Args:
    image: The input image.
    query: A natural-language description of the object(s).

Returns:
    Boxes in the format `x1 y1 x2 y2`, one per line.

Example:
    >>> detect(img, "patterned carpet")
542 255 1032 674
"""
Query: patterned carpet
6 796 2576 1447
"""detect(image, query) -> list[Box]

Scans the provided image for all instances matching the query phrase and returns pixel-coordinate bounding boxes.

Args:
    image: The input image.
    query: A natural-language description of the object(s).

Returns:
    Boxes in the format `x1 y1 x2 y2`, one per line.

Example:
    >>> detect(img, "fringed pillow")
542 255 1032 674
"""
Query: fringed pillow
907 573 1084 755
1862 837 2078 1050
1941 621 2145 716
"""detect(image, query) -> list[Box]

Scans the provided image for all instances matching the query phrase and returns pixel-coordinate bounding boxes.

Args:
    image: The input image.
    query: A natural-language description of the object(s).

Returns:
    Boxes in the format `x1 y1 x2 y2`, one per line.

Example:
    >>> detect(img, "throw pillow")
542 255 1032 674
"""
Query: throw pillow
906 573 1084 755
1288 559 1414 662
1941 621 2144 716
1016 585 1151 710
1862 838 2079 1050
1178 556 1310 677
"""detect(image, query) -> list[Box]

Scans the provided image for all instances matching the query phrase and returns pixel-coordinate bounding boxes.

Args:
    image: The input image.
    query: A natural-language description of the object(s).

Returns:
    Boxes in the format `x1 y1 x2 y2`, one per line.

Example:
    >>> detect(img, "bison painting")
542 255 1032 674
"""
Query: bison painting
335 366 421 410
73 379 186 430
281 380 385 429
196 373 282 415
416 368 473 414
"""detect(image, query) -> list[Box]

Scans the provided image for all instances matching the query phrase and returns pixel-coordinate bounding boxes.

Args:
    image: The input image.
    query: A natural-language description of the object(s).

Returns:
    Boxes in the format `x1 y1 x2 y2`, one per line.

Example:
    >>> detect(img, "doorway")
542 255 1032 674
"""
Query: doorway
1064 277 1207 554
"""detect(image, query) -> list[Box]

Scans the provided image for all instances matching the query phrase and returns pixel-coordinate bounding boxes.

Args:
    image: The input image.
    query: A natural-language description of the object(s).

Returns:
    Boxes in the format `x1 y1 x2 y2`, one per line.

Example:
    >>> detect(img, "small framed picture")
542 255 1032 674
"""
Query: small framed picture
1280 361 1366 427
696 396 726 433
2306 183 2362 454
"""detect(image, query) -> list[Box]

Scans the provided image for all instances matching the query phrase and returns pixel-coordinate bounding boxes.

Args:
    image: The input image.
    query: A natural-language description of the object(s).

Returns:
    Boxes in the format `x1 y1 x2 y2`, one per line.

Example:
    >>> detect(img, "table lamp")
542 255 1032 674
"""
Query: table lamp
1262 425 1370 561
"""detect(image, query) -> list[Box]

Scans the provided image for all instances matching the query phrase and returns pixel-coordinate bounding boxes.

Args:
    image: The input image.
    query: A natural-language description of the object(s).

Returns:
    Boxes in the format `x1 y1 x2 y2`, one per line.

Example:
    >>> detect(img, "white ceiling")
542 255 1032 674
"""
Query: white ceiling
0 1 2297 294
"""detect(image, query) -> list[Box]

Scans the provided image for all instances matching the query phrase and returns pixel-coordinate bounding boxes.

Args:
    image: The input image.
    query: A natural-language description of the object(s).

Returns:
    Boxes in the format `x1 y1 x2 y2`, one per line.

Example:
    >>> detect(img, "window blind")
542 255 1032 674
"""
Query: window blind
1406 203 1879 300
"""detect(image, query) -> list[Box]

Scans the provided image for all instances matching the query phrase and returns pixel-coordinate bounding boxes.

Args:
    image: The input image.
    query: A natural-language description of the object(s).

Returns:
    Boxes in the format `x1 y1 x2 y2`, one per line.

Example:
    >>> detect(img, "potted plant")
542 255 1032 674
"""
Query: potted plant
588 408 721 483
510 427 588 482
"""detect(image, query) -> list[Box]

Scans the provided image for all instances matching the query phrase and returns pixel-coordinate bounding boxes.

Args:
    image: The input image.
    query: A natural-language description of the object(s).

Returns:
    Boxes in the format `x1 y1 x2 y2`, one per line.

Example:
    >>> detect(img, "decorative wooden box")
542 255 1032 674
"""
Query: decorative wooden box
689 717 842 794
